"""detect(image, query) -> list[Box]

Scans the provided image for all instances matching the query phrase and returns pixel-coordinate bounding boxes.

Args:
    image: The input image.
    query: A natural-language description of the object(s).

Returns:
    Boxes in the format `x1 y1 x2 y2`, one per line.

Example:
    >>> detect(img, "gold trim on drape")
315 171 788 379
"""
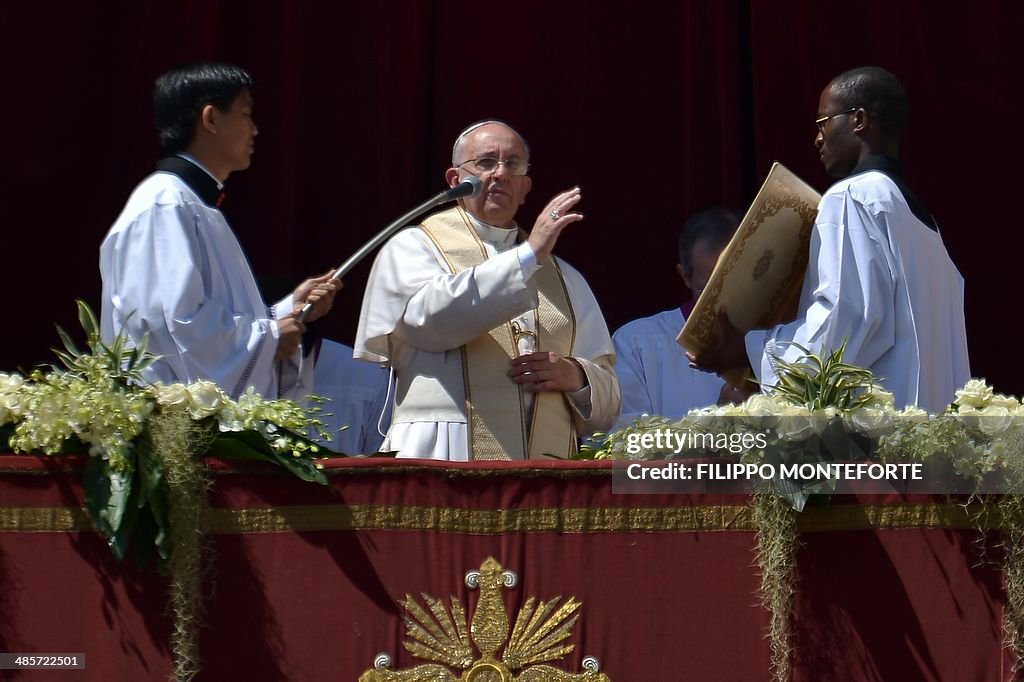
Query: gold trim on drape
1 503 980 535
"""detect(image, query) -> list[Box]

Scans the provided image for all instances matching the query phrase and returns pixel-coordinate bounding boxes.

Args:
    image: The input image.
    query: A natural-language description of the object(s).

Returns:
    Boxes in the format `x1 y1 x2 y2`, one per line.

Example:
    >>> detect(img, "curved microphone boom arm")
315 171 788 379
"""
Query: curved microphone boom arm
297 175 482 322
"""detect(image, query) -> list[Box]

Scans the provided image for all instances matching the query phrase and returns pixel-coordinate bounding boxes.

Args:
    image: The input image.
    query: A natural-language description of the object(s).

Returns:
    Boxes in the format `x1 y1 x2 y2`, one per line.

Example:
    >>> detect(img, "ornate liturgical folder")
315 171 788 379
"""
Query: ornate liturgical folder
677 163 820 382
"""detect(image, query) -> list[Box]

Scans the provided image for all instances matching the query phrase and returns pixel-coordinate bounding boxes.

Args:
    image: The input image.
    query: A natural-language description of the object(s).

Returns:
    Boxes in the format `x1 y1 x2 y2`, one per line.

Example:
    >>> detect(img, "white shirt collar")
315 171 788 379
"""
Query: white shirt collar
464 211 519 251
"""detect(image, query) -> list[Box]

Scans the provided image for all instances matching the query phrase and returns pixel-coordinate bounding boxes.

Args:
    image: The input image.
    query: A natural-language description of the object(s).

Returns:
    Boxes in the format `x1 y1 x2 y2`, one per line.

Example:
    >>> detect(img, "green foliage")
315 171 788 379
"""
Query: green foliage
206 429 327 485
2 301 333 566
769 340 878 410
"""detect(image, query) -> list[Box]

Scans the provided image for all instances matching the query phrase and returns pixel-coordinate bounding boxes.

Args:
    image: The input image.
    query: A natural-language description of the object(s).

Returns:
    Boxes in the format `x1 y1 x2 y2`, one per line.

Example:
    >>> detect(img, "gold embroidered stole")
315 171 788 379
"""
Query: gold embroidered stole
419 207 577 460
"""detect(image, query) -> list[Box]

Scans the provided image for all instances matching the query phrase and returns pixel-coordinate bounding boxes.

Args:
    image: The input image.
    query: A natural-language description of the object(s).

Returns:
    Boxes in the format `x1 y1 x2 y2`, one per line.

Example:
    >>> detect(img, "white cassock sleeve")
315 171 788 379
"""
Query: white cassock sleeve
355 228 538 362
613 329 657 420
745 191 896 387
101 201 284 398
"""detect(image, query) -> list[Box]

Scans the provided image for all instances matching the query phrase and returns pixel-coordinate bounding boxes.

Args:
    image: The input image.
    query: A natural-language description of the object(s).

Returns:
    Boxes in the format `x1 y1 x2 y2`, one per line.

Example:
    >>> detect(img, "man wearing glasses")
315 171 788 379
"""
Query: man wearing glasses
355 120 620 460
690 67 969 413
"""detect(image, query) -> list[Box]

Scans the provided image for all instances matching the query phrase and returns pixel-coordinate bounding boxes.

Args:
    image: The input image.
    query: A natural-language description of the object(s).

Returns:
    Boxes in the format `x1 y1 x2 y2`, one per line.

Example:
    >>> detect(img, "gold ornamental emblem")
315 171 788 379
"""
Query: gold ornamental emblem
359 557 611 681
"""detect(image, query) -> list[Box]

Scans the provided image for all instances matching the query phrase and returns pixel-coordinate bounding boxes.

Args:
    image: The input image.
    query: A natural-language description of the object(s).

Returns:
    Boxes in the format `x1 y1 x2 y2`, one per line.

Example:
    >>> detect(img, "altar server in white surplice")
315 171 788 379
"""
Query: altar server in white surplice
100 62 338 400
689 67 969 414
354 120 619 461
613 208 741 429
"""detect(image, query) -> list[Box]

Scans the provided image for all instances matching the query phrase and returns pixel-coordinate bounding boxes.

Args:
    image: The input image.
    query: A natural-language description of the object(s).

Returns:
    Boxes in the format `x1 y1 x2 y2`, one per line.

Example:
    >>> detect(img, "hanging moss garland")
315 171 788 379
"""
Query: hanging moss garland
753 489 799 682
147 408 214 682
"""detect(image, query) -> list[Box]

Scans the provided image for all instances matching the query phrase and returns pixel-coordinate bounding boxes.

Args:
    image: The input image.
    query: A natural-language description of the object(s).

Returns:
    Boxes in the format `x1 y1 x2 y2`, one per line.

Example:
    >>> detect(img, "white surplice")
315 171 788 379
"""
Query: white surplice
744 170 970 414
100 171 310 399
354 213 619 461
613 307 725 429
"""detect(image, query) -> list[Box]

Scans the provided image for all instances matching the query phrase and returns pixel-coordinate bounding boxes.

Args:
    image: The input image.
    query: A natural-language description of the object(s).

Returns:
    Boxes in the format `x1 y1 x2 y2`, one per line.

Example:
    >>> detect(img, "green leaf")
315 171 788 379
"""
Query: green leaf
135 438 163 509
263 448 328 485
55 325 82 359
572 446 602 460
109 480 141 563
83 455 136 561
204 430 276 461
76 299 99 343
51 349 78 373
144 482 170 563
206 430 328 485
771 478 809 512
131 500 170 570
132 505 159 569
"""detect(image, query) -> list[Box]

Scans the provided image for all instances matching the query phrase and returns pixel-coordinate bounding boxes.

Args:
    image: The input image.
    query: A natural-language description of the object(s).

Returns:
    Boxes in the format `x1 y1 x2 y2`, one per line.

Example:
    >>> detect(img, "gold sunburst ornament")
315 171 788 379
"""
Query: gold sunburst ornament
359 557 611 681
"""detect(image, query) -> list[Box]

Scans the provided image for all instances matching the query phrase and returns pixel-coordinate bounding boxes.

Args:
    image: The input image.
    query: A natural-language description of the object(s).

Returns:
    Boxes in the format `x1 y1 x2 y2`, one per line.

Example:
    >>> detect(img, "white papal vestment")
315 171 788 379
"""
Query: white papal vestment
354 212 619 461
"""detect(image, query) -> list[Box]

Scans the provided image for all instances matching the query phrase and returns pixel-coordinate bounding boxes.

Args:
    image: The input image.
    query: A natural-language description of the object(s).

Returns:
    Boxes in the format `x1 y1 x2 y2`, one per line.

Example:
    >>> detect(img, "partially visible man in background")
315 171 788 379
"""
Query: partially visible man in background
614 207 743 429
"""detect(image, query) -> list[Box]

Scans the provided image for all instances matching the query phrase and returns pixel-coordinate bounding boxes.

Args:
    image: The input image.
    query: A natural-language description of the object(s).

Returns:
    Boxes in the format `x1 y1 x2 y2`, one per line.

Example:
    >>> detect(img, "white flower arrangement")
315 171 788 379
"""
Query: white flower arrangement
586 342 1024 506
0 301 331 564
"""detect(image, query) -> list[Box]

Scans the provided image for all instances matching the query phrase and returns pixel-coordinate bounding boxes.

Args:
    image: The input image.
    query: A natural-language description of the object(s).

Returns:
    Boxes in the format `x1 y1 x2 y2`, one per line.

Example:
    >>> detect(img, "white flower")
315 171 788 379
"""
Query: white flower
0 372 25 424
954 405 981 429
954 379 994 409
814 407 840 435
989 393 1020 410
861 388 896 409
738 393 781 430
775 407 838 441
0 372 25 392
154 382 190 409
977 405 1016 437
844 406 895 439
187 380 225 419
897 406 930 423
776 405 815 441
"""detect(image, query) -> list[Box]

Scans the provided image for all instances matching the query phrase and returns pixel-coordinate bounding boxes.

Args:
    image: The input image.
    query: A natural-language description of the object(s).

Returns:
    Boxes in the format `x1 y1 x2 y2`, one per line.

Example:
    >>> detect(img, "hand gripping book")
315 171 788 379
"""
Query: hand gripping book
677 162 820 384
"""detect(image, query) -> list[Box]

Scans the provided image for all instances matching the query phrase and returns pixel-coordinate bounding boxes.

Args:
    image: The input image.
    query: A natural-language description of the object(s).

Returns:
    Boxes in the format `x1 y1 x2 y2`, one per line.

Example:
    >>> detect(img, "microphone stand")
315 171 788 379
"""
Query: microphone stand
298 181 479 322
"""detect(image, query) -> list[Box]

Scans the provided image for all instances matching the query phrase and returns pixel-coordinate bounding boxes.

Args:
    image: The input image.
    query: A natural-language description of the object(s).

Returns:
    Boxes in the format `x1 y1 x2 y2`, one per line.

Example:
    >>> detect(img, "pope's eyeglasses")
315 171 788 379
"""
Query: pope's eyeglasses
457 156 530 176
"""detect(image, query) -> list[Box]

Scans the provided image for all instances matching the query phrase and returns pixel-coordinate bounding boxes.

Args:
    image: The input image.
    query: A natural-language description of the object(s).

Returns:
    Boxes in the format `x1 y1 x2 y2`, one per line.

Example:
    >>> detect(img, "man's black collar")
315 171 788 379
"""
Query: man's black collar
156 156 225 208
849 154 936 231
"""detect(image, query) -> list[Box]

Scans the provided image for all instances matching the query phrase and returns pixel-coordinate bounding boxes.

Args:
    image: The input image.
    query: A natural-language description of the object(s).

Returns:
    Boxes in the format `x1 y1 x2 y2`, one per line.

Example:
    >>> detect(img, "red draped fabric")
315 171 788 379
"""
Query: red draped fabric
2 1 1018 395
0 455 1013 680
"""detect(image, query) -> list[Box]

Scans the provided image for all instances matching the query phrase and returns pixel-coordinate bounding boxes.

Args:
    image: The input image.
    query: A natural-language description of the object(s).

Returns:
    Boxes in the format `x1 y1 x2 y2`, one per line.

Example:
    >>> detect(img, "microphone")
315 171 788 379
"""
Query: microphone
297 174 484 322
442 175 483 200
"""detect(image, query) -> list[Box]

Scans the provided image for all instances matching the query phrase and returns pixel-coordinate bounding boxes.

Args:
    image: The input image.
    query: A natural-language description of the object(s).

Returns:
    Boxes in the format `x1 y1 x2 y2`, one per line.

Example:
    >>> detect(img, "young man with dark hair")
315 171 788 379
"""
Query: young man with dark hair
100 62 338 399
690 67 969 413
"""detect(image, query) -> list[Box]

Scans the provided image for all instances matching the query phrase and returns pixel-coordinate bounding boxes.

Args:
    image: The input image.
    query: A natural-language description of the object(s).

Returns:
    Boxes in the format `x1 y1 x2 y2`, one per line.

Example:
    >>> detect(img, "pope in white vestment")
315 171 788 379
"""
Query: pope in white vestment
100 160 312 400
613 307 724 429
354 121 618 461
744 167 970 414
355 210 618 461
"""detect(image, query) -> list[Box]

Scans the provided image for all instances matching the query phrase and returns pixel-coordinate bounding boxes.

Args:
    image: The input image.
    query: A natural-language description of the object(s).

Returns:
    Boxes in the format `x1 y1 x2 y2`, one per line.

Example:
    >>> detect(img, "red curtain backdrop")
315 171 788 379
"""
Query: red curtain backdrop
1 0 1018 395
